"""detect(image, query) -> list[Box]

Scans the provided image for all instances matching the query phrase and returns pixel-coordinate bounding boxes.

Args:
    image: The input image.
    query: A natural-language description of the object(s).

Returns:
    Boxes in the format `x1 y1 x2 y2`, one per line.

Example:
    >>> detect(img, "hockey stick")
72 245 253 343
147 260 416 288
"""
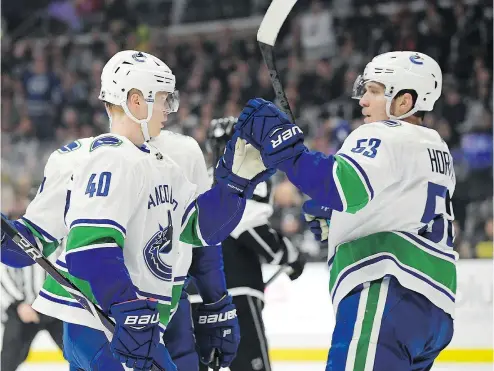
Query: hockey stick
210 349 221 371
257 0 299 123
0 215 167 371
265 264 294 287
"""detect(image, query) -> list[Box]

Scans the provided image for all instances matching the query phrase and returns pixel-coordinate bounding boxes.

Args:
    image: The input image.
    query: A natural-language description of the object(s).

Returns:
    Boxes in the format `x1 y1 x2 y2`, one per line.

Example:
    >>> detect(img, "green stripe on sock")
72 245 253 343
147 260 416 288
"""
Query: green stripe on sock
353 281 382 371
334 155 369 213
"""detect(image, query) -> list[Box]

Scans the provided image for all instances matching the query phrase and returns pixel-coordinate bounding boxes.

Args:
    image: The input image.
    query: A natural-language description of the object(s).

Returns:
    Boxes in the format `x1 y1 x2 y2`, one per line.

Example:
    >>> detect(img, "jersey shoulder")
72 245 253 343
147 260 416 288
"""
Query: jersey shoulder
350 120 404 139
45 137 94 177
86 134 145 163
153 131 207 184
154 130 203 158
71 135 150 182
348 120 445 148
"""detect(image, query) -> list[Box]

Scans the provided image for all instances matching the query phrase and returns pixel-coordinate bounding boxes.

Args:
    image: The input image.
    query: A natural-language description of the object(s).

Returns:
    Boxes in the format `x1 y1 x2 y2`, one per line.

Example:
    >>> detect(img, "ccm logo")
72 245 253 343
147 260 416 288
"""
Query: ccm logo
270 127 302 148
198 309 237 324
124 313 159 329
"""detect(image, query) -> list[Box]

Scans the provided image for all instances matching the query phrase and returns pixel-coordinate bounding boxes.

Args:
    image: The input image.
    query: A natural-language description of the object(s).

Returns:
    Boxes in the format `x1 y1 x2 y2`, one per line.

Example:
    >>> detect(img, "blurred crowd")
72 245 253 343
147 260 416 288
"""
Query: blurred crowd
1 0 492 259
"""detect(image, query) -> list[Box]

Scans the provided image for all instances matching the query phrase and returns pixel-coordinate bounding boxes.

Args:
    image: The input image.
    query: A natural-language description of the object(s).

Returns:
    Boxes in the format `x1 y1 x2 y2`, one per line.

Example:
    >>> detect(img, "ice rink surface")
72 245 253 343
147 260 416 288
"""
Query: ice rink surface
18 362 494 371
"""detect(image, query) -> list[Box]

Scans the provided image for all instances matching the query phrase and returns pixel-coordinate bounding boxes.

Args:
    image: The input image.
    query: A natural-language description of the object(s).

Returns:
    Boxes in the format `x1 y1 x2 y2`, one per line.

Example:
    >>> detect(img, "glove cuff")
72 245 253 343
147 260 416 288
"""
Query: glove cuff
262 143 307 170
201 293 233 310
217 172 270 199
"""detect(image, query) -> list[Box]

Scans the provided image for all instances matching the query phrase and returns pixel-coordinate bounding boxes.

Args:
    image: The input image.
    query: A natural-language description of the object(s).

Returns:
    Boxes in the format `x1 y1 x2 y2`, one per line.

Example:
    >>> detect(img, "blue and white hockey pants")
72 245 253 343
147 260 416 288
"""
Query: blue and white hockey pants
63 292 198 371
326 276 454 371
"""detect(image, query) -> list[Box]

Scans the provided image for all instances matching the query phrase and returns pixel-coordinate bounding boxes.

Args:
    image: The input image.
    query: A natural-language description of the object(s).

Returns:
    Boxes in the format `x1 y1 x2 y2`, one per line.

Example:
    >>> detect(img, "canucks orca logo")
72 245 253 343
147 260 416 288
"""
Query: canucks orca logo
143 211 174 281
132 52 147 63
409 54 424 65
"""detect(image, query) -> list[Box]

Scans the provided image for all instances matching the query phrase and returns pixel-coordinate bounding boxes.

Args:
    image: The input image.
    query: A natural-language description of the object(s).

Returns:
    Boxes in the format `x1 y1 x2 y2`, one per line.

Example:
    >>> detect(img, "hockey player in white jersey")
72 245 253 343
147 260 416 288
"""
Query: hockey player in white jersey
1 130 239 371
1 50 272 371
234 51 456 371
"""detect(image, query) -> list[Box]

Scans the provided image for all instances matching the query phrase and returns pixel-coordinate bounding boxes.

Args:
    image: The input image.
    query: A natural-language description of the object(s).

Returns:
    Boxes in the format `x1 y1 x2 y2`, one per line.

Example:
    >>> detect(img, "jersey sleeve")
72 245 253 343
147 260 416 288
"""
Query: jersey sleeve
179 185 246 247
65 151 143 255
333 122 401 213
236 224 299 264
21 150 72 256
179 138 247 247
279 122 401 214
229 199 273 238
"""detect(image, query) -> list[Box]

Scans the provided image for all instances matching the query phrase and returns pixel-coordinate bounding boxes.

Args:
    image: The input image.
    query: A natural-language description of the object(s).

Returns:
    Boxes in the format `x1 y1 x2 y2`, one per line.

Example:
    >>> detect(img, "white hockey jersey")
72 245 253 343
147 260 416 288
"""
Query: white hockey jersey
326 120 457 317
149 131 213 316
31 133 210 331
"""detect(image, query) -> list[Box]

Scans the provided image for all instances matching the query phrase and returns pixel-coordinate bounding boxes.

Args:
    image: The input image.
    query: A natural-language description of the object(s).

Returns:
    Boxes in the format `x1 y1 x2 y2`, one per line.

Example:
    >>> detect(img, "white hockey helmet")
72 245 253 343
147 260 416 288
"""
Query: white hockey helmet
99 50 179 141
352 51 442 120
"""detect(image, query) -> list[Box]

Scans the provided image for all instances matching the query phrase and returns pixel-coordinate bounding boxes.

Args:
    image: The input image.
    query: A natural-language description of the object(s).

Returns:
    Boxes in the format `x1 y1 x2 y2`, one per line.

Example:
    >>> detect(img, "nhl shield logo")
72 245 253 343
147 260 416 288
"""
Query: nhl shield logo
143 210 174 281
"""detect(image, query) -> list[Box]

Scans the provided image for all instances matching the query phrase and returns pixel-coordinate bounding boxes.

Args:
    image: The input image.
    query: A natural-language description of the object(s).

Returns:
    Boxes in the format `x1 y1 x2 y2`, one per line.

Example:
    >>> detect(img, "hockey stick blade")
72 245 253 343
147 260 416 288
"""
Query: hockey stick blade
257 0 298 47
0 216 167 371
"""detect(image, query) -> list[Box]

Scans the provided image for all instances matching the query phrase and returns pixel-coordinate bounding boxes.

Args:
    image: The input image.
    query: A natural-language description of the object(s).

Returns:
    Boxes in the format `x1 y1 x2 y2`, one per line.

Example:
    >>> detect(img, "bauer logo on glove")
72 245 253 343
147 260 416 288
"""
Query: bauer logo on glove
271 126 303 149
123 313 160 329
198 308 237 324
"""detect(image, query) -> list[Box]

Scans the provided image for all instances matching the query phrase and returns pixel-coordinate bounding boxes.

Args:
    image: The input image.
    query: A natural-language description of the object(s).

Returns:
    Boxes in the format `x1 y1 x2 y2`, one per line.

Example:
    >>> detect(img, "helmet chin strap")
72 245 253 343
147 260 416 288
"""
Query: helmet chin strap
121 100 155 142
104 105 113 129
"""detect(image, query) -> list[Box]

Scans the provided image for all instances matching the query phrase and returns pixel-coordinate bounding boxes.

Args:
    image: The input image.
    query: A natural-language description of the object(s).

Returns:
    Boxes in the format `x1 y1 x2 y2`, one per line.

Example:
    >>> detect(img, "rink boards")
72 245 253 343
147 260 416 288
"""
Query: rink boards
2 260 493 364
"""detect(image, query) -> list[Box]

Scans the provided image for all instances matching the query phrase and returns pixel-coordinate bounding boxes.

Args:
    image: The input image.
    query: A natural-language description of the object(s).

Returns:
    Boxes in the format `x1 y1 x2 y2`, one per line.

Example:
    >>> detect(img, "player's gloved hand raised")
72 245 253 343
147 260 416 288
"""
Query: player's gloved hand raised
302 200 333 242
215 132 276 198
193 294 240 368
234 98 306 168
110 298 170 371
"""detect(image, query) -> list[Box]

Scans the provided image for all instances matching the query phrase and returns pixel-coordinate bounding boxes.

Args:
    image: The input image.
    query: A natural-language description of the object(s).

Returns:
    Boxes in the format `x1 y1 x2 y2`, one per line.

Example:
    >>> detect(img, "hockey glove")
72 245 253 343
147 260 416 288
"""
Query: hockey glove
109 298 165 371
287 252 307 281
234 98 306 168
277 235 306 281
193 294 240 368
302 200 333 242
215 133 276 198
1 213 40 268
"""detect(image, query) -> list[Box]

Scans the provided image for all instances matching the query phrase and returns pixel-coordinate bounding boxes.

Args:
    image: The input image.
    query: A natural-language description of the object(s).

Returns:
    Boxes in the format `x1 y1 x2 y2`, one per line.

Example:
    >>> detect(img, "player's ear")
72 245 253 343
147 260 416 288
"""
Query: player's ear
129 92 141 106
402 92 414 112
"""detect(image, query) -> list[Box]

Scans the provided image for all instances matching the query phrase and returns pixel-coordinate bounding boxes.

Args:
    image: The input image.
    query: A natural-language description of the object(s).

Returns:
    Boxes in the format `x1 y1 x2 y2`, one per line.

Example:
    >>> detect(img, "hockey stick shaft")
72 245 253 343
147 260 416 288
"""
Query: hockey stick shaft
210 348 221 371
1 215 166 371
258 42 296 123
257 0 299 123
265 264 294 287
